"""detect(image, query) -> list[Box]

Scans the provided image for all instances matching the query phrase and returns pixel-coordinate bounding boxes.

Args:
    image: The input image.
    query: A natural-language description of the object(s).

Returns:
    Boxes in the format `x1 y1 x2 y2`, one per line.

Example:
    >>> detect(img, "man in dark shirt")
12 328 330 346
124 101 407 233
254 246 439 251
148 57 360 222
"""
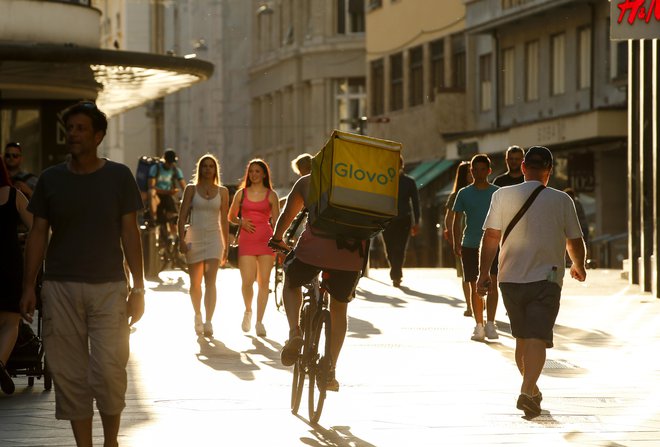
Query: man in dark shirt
4 142 38 199
493 145 525 188
20 102 145 447
382 156 420 287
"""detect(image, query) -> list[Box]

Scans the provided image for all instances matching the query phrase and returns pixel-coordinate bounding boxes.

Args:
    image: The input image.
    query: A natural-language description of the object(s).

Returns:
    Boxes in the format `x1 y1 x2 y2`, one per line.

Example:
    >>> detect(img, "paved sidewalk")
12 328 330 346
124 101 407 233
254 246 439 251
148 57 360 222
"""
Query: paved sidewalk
0 268 659 446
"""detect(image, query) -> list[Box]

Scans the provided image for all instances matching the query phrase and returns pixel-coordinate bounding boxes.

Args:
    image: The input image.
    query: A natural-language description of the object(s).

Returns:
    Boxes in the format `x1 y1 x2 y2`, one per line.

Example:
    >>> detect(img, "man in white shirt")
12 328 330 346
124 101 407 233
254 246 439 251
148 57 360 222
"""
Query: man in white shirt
476 146 586 419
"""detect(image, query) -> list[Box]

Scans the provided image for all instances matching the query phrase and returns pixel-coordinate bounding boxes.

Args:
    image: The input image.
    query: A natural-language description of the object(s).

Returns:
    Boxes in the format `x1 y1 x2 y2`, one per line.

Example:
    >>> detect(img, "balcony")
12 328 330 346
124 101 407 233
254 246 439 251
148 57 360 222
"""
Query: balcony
0 0 100 47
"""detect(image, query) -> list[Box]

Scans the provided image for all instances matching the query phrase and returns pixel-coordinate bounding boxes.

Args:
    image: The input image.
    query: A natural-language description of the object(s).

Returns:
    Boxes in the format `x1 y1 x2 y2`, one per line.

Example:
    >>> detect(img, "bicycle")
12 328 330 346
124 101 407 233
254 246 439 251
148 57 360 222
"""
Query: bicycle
268 240 333 424
271 210 307 311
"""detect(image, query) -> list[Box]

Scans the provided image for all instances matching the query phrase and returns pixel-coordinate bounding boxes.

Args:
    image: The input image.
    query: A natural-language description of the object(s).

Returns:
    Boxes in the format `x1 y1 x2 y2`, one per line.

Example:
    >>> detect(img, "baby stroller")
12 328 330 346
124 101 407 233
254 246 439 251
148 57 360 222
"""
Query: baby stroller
5 286 52 391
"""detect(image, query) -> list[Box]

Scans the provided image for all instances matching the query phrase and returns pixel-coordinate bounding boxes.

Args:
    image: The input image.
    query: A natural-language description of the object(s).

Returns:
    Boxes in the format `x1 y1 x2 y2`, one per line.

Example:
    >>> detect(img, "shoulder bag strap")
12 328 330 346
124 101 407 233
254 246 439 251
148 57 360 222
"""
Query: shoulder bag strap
235 190 244 239
502 185 545 244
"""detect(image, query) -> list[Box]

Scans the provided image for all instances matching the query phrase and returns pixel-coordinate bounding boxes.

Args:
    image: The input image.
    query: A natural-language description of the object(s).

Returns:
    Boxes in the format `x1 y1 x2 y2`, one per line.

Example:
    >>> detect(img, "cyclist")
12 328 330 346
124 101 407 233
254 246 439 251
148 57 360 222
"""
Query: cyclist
148 149 186 236
270 174 366 392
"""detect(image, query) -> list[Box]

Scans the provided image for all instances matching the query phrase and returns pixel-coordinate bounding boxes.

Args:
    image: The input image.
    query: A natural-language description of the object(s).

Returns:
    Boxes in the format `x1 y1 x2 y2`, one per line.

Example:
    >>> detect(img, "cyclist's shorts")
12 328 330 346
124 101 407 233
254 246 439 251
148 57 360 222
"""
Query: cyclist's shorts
156 194 177 223
283 255 360 303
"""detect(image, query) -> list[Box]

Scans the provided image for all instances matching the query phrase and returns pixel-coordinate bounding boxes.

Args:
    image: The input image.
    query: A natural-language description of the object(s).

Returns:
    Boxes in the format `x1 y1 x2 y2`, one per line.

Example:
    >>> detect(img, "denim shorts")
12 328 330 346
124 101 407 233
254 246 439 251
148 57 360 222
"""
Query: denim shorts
500 280 561 348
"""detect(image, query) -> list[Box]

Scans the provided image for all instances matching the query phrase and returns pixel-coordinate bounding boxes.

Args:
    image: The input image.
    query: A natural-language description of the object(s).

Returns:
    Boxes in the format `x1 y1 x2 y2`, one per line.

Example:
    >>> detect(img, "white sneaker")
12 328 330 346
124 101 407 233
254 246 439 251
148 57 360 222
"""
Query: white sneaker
203 321 213 337
241 311 252 332
485 321 499 340
194 314 203 335
471 324 485 342
255 321 267 337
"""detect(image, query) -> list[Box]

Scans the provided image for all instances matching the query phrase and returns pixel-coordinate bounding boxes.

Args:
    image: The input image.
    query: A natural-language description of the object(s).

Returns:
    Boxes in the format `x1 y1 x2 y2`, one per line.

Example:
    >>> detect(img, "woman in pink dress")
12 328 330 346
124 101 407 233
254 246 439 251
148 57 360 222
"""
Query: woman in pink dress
228 159 280 337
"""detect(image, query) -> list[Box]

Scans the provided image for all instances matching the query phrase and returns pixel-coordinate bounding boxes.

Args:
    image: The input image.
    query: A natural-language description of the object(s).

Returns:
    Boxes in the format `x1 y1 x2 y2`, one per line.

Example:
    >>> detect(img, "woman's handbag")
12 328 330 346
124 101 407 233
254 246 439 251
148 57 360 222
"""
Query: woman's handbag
227 190 244 268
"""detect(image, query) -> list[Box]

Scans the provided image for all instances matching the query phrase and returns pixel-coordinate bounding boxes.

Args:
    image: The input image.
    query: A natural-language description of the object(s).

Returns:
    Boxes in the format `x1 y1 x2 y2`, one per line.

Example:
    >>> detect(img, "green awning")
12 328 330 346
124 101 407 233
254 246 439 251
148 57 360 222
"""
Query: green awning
409 159 455 189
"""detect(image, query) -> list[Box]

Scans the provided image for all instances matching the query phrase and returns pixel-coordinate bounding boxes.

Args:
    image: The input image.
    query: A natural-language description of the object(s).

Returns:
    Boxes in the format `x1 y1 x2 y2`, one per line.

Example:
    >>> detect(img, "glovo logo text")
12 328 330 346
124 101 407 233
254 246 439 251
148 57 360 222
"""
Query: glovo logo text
334 162 397 186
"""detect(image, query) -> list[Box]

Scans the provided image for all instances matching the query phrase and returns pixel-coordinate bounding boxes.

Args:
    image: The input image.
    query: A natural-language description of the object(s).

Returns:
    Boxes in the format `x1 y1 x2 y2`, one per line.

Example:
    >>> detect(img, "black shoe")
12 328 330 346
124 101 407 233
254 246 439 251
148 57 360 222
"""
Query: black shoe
532 391 542 406
517 393 541 418
393 279 401 287
0 361 15 395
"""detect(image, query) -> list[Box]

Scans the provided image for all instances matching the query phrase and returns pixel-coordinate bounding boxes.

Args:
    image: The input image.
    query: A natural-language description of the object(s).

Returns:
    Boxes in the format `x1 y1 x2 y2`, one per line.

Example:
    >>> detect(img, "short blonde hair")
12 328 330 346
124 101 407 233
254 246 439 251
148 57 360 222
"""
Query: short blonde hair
291 153 312 176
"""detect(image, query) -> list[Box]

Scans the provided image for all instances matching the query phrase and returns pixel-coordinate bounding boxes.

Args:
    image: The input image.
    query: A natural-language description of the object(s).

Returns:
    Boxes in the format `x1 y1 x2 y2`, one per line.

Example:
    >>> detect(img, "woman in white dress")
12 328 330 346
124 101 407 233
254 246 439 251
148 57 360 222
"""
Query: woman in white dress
178 154 229 337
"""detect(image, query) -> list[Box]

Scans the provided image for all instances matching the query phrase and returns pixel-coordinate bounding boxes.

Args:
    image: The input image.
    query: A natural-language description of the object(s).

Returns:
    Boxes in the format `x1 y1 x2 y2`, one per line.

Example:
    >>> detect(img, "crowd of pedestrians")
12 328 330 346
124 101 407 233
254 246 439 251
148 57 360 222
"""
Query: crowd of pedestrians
0 100 590 445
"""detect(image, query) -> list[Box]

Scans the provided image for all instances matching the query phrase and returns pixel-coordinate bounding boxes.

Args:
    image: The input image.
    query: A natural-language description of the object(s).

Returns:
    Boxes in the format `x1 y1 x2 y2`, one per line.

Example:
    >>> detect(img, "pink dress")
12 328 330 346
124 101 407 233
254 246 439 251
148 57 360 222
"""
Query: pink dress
238 190 275 257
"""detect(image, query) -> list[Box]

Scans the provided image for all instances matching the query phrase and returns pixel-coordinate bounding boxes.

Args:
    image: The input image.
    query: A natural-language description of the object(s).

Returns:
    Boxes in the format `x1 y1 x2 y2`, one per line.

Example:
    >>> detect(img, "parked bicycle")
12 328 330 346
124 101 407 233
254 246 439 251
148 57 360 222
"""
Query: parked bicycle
268 241 332 423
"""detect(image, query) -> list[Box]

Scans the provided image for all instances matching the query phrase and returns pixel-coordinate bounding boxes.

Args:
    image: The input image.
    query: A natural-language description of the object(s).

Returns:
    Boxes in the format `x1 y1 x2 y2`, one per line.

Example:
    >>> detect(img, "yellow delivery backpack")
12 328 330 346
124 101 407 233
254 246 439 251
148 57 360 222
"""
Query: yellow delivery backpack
307 130 402 241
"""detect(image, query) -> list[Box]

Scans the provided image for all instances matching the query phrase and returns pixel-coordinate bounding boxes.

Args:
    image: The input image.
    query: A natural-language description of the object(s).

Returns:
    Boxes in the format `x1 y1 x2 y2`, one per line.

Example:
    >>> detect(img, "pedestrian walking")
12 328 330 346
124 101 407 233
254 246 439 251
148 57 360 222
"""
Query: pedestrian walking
0 156 33 395
227 159 280 337
382 155 420 287
443 161 473 316
451 154 499 341
20 101 145 446
493 145 525 187
177 154 230 338
477 146 586 419
4 142 38 199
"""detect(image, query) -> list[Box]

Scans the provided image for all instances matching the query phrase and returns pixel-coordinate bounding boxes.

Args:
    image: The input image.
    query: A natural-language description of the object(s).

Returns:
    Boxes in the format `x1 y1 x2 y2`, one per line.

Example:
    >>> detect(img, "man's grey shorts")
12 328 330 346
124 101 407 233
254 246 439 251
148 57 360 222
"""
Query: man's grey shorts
42 281 130 420
500 280 561 348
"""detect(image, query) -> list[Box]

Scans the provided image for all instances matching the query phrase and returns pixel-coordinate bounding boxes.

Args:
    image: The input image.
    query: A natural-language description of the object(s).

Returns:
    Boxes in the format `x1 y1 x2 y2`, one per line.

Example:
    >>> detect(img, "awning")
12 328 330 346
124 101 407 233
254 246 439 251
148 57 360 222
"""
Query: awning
408 159 455 189
0 43 214 117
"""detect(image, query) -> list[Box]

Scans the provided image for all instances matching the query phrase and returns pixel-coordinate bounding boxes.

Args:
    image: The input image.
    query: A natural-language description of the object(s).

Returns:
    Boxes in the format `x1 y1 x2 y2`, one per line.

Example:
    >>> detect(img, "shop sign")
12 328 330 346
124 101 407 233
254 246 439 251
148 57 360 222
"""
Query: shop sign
611 0 660 40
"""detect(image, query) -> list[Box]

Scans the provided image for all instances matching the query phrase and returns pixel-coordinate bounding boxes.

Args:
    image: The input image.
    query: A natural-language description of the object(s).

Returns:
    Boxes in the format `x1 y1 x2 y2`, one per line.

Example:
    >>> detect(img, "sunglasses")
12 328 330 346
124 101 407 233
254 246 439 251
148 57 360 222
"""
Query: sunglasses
4 153 20 159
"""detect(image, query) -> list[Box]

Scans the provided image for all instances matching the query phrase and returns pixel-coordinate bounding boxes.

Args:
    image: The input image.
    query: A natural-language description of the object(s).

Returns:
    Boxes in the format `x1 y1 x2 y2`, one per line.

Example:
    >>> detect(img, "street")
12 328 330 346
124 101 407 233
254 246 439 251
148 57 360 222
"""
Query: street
1 267 659 446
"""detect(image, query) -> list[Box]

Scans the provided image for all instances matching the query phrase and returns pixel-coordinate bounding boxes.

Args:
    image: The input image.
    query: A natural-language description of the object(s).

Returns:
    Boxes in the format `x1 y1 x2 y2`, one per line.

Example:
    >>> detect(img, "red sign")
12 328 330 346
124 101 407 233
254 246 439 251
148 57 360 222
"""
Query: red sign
617 0 660 25
611 0 660 40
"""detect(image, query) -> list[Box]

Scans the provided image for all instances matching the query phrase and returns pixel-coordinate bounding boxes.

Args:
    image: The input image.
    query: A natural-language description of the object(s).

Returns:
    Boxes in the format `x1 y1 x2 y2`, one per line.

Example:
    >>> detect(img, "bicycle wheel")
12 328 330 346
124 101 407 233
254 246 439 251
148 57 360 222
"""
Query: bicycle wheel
290 305 309 414
273 261 284 310
308 308 332 424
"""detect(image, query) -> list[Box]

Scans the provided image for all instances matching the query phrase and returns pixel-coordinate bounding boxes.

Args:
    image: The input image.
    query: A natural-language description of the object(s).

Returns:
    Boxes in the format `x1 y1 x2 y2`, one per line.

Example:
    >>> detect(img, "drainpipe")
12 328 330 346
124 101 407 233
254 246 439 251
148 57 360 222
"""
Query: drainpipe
493 30 500 129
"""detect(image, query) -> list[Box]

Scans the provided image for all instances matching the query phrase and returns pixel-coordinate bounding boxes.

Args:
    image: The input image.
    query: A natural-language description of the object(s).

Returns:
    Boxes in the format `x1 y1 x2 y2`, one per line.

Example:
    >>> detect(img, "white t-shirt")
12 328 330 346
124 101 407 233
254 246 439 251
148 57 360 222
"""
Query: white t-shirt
483 181 583 286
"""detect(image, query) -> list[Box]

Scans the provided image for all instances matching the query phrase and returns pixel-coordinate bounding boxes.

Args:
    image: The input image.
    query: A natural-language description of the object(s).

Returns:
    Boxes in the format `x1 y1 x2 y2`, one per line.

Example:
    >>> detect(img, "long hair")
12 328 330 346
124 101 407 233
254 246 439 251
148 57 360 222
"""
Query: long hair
452 161 471 193
192 154 221 186
0 156 12 188
240 158 273 190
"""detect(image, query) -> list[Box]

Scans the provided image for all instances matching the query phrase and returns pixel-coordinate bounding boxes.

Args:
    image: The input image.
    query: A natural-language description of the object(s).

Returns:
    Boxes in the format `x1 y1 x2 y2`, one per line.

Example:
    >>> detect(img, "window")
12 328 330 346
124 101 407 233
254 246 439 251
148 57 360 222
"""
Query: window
430 38 445 99
480 54 492 112
371 59 385 115
337 0 365 34
551 33 566 96
577 27 591 89
409 46 424 107
610 40 628 80
451 34 466 90
525 40 539 101
368 0 382 9
390 53 404 111
336 78 367 133
502 47 515 106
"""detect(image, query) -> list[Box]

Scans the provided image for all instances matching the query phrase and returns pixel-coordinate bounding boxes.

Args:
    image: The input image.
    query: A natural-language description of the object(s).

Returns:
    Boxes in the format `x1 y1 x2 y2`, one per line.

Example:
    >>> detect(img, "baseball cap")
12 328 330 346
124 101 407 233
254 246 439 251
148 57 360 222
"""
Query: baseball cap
164 149 177 163
524 146 553 169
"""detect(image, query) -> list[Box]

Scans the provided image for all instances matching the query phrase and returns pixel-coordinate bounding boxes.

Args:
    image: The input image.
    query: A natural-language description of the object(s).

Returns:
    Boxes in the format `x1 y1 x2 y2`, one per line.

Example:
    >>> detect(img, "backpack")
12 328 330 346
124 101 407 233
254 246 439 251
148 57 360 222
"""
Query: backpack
136 156 160 193
307 130 402 241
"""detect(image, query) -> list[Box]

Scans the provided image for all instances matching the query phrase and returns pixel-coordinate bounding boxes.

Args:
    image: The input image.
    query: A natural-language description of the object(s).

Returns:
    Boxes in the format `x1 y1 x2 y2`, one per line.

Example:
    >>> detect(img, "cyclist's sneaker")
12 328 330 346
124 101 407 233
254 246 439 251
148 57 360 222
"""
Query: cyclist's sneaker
280 335 304 366
194 314 203 336
471 324 485 342
241 311 252 332
517 393 542 418
393 279 401 287
326 368 339 392
463 308 473 317
485 321 499 339
255 321 267 337
203 321 213 337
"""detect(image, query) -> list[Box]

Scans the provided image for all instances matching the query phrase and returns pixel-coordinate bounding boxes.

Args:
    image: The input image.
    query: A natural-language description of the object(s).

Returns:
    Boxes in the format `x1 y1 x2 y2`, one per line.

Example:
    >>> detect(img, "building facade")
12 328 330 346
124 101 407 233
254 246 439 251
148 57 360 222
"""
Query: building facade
450 0 628 268
249 0 367 188
0 0 213 175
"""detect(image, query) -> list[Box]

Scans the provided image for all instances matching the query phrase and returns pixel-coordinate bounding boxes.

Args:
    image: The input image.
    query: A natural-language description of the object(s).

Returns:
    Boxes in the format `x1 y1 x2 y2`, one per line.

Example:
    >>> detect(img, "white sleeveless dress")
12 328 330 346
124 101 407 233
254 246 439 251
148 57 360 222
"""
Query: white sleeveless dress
184 189 223 264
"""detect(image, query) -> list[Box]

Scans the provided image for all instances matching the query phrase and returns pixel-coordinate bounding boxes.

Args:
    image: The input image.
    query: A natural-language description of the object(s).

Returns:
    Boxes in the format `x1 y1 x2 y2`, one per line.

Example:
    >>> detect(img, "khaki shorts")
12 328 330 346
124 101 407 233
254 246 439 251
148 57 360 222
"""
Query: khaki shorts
42 281 130 420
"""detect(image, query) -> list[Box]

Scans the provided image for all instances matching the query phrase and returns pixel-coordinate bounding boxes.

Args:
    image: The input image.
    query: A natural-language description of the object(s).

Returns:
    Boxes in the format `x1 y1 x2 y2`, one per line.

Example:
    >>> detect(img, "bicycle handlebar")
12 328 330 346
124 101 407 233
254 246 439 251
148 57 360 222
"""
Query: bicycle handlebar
268 239 291 255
